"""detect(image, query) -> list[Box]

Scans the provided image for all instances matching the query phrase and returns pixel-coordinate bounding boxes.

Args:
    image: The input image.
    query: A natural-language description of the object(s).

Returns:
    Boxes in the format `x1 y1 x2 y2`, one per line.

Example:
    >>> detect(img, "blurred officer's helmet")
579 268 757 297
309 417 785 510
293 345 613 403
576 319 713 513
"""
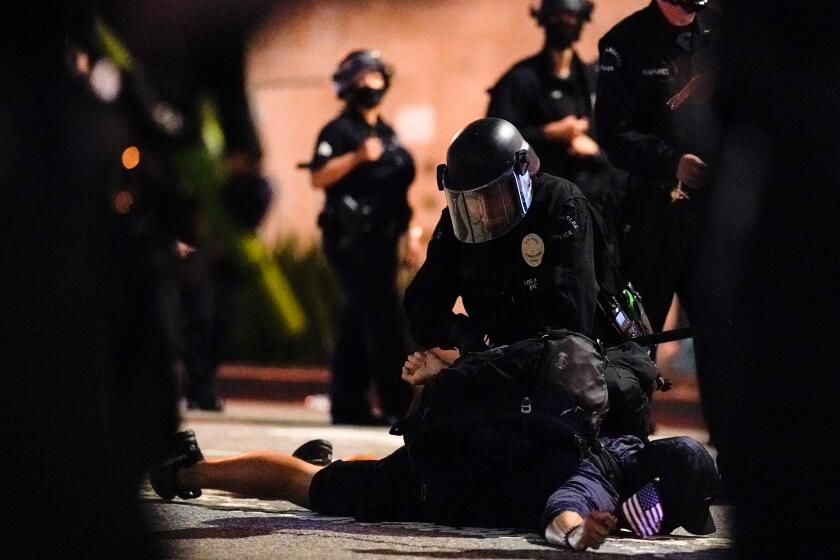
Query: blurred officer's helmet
531 0 593 50
332 49 393 108
437 118 541 244
530 0 593 24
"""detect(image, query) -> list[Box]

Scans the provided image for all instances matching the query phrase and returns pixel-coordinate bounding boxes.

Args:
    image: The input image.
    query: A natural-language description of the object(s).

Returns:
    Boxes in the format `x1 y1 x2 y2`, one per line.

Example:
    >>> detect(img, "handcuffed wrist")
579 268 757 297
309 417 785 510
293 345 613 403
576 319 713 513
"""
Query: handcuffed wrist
565 524 585 550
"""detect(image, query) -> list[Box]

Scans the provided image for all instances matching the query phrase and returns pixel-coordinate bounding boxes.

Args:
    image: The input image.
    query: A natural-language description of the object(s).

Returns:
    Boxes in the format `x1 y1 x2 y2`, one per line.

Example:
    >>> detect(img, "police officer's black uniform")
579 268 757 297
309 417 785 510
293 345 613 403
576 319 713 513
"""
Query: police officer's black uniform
312 107 415 424
487 52 628 219
488 50 596 179
405 172 598 351
487 0 628 225
595 0 721 332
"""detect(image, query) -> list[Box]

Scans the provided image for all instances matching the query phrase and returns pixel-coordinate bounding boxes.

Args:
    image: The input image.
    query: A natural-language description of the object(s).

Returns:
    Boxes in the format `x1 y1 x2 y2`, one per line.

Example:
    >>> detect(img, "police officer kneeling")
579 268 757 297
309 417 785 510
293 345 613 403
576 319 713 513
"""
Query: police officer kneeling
405 118 657 440
149 119 720 550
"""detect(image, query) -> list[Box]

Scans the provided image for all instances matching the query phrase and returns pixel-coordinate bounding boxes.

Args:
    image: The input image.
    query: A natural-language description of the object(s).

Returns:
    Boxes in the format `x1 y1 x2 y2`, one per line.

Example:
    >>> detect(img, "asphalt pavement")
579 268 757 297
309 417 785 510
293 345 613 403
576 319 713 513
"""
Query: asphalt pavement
141 400 734 559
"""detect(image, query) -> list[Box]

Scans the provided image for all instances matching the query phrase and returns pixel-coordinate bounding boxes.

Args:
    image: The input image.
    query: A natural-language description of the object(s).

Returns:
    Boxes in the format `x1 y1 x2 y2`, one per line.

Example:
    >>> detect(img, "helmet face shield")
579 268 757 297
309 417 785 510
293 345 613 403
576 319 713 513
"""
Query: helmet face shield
442 164 534 243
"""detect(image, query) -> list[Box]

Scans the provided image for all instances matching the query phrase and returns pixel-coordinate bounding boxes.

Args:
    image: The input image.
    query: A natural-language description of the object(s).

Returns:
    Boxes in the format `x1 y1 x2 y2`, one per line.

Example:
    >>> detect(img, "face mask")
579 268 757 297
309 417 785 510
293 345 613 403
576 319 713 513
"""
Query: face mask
348 86 385 109
666 0 709 13
545 22 584 50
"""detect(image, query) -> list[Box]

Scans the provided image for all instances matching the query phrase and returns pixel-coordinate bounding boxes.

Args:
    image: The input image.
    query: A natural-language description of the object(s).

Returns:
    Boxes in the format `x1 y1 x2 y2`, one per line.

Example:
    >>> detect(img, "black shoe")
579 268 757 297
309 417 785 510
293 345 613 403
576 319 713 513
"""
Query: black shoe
149 430 205 500
292 439 333 466
186 395 225 411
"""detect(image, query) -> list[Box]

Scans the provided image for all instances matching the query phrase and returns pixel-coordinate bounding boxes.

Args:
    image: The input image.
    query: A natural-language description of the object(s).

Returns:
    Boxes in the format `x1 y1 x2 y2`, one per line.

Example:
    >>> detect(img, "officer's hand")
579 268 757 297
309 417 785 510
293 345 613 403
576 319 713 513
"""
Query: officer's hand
544 116 589 142
400 226 424 272
357 137 384 162
568 134 601 157
401 351 449 386
676 154 710 190
175 240 196 259
573 511 618 550
667 73 714 110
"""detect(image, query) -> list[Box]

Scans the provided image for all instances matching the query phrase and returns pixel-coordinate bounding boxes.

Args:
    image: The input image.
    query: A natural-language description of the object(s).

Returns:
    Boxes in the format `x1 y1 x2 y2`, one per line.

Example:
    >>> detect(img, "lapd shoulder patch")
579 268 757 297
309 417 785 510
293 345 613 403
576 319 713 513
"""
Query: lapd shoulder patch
317 141 333 158
599 46 622 73
521 233 545 268
551 215 579 242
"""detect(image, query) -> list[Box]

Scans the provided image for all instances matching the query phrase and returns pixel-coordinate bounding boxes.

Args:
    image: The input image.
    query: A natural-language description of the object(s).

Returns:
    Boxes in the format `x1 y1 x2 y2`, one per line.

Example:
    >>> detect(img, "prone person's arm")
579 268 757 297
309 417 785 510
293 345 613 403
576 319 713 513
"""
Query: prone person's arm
545 510 617 551
401 347 459 386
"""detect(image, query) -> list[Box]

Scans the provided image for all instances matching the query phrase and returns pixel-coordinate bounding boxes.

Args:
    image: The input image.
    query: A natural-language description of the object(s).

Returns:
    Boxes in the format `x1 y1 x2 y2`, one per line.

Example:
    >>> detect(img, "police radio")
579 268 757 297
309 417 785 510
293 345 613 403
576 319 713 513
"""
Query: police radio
601 283 654 342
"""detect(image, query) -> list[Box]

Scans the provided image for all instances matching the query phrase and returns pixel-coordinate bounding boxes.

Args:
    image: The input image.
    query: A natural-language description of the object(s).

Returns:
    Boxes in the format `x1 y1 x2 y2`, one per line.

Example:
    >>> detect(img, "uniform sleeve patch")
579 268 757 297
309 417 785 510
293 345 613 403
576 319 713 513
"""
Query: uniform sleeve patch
552 215 580 241
317 141 333 158
599 46 622 73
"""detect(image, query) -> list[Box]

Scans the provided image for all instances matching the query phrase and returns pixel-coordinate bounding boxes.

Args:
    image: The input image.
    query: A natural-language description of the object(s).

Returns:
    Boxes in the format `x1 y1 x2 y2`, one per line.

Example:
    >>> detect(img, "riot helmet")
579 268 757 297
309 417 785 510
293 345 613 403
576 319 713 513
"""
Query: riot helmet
662 0 709 13
531 0 593 50
437 118 540 243
332 49 393 109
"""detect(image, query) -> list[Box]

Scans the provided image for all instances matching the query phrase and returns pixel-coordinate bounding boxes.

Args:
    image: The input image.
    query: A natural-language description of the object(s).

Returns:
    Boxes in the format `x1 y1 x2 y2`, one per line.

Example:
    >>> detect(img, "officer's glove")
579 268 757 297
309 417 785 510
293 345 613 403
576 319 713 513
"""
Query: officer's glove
448 315 488 356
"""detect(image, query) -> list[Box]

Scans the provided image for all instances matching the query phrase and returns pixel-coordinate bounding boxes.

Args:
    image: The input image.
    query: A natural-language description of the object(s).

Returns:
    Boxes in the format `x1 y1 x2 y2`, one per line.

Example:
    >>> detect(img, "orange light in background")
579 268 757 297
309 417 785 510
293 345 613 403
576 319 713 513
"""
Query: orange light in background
121 146 141 169
113 190 134 214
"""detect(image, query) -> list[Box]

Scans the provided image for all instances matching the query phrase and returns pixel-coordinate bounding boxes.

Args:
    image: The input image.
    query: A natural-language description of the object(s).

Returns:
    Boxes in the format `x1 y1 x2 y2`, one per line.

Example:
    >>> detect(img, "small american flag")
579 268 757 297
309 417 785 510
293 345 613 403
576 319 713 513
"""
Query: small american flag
621 482 663 538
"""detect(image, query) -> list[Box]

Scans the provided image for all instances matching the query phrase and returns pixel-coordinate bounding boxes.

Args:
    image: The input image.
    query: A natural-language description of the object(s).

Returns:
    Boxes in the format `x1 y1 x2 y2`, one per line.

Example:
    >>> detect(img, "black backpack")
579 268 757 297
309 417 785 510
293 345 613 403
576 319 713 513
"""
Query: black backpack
391 330 608 453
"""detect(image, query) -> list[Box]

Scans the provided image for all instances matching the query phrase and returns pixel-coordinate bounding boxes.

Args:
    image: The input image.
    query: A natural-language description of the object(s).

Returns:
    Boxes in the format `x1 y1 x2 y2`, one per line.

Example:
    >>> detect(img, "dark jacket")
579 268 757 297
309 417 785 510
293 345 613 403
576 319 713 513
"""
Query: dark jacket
595 1 721 192
404 173 599 350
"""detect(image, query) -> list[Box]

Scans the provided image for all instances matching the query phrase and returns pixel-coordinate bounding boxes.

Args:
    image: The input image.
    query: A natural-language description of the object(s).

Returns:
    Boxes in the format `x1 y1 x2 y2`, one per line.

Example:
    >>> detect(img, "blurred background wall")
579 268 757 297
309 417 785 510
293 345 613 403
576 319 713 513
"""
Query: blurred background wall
248 0 648 249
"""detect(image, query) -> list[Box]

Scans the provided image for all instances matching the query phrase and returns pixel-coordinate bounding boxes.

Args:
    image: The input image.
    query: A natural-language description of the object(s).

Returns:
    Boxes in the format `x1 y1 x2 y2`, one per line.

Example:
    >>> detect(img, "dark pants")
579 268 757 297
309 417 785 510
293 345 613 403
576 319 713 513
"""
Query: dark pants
323 232 412 423
618 193 701 332
179 249 240 404
619 192 734 482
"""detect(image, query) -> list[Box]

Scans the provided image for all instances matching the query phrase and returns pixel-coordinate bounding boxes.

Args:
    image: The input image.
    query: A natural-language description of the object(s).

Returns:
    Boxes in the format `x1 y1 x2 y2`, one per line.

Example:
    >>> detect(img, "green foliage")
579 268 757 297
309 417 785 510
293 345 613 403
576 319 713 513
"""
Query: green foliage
221 239 341 365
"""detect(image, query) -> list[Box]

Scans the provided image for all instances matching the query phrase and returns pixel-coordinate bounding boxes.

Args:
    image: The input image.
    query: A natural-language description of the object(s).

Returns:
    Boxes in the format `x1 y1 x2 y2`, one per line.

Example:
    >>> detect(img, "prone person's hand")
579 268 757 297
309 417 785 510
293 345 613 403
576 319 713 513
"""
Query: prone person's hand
357 137 384 162
401 350 451 386
572 511 618 550
543 116 589 142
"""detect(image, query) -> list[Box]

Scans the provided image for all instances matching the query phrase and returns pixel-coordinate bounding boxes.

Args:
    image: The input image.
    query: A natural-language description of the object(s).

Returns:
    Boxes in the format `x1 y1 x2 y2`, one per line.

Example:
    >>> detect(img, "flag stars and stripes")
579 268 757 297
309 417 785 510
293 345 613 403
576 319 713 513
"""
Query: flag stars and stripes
621 482 664 538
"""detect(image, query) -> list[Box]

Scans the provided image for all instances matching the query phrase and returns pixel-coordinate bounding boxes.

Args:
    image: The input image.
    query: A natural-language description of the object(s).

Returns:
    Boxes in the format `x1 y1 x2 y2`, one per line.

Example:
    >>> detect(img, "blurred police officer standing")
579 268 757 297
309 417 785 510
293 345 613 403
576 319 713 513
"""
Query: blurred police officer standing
595 0 721 333
309 51 415 425
2 1 275 554
596 0 732 482
488 0 626 223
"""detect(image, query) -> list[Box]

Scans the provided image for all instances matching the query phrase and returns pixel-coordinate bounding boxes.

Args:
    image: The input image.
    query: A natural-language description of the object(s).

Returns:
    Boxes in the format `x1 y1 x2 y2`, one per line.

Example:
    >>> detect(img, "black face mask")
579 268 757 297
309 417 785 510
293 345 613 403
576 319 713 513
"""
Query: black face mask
544 22 584 51
666 0 709 13
348 87 386 109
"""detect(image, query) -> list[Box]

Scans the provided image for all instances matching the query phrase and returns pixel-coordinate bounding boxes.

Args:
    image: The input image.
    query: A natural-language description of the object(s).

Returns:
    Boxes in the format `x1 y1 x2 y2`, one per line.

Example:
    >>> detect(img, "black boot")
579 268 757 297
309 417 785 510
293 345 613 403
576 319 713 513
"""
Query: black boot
149 430 205 500
292 439 333 466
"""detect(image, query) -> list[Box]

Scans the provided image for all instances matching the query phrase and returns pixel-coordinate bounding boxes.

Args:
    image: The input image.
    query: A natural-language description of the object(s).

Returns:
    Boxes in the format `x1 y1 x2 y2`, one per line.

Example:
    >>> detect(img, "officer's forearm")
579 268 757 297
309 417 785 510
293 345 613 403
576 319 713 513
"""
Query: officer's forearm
310 151 362 190
601 131 680 181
